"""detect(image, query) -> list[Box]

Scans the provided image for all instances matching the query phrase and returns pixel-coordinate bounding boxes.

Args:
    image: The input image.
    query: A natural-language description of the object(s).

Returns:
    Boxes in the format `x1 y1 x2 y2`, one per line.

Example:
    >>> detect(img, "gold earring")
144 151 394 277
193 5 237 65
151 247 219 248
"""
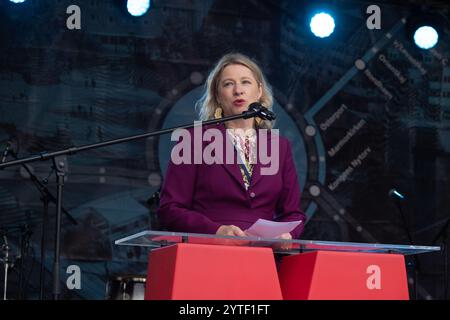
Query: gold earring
214 107 223 119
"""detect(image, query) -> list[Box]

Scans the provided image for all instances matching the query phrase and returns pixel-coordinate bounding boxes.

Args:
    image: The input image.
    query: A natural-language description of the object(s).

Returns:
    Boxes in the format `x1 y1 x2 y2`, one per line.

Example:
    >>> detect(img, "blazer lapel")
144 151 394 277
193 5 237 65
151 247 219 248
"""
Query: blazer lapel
205 124 245 190
251 129 273 188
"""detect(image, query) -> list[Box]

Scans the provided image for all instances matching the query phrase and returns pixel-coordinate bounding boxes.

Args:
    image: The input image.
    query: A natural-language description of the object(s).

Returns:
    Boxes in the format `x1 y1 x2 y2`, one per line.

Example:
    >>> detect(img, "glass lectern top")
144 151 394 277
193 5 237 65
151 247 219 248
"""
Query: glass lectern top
114 230 440 255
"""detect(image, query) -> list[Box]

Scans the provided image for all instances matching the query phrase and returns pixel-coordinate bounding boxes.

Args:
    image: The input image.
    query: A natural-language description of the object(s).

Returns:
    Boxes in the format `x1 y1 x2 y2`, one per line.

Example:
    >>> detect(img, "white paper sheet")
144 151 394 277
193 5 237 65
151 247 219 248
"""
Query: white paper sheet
244 218 302 238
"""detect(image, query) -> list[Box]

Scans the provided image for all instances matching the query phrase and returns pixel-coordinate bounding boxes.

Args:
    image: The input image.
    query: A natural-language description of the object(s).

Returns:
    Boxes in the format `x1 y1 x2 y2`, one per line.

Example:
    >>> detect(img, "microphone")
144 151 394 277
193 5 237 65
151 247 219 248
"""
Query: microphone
388 188 405 201
1 141 11 164
246 102 276 121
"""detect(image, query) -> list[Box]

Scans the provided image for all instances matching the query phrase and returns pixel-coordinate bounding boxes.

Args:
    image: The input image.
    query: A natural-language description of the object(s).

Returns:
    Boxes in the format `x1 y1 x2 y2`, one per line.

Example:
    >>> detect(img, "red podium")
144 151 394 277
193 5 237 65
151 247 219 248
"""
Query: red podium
114 231 440 300
278 251 409 300
144 243 282 300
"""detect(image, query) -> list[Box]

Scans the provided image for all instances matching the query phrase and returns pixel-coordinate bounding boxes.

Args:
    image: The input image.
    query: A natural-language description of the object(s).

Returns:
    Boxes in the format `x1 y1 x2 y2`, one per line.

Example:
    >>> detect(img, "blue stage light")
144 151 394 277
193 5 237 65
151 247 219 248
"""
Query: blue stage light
309 12 335 38
127 0 151 17
413 26 438 50
9 0 27 3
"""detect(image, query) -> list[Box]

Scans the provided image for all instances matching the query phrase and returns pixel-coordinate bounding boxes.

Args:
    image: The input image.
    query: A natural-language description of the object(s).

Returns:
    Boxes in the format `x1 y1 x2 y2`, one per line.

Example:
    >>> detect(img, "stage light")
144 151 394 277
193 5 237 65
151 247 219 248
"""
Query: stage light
309 12 335 38
9 0 26 3
413 26 439 50
127 0 151 17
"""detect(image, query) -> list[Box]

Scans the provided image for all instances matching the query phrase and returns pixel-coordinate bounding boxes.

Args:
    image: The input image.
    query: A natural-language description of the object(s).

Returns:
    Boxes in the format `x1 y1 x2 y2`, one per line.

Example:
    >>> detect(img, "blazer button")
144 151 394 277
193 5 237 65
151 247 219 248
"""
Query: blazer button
250 192 256 198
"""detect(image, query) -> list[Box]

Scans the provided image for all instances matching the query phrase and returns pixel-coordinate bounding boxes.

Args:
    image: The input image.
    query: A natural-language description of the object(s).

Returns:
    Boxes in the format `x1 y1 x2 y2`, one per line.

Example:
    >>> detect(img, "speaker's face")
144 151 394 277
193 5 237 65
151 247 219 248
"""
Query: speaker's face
217 64 262 119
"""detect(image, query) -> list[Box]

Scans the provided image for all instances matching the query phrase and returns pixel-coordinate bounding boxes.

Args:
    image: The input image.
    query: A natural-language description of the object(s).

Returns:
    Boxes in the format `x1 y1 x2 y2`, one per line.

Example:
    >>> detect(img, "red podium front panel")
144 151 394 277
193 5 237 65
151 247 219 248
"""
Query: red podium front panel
278 251 409 300
145 243 283 300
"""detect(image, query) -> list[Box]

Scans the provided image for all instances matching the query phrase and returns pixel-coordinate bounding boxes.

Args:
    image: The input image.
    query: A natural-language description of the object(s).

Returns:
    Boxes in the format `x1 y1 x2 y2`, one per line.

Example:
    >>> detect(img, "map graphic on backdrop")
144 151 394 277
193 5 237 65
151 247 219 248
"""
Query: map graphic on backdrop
0 0 449 299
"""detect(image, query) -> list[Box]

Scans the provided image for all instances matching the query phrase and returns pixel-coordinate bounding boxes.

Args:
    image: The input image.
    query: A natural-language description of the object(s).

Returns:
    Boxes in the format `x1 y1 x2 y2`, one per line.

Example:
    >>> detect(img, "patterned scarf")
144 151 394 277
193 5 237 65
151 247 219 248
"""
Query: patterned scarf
228 129 256 190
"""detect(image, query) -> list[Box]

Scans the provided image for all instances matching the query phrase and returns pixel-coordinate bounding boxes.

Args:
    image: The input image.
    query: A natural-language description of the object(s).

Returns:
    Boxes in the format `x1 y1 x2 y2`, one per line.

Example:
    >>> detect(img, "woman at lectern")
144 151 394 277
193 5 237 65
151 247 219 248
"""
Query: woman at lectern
157 53 306 239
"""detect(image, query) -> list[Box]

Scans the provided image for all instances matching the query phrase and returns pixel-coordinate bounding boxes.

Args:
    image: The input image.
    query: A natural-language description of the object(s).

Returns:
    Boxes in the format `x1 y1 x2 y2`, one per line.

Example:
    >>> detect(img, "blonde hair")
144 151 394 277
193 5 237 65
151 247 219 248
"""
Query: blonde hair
196 53 274 129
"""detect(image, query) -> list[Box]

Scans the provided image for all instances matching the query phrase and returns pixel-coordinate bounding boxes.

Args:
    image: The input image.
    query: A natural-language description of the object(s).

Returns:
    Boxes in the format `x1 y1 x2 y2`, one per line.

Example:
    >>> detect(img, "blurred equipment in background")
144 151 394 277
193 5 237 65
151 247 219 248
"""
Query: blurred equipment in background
105 275 146 300
147 191 161 230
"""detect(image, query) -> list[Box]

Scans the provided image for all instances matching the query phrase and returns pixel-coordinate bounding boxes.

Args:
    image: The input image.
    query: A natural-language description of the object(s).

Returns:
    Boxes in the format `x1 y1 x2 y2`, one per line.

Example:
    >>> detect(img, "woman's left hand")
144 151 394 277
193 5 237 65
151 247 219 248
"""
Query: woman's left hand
274 232 293 250
277 233 292 240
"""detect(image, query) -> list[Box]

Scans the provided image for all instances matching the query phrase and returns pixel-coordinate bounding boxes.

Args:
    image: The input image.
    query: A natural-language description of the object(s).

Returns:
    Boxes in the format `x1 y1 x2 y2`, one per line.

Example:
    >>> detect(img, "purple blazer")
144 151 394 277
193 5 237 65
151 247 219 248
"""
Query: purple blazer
157 123 306 239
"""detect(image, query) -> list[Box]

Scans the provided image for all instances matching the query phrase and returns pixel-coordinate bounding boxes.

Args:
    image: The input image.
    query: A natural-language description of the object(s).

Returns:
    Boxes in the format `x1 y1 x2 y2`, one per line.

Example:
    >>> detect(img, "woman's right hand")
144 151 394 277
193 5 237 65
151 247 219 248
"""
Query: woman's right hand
216 225 246 237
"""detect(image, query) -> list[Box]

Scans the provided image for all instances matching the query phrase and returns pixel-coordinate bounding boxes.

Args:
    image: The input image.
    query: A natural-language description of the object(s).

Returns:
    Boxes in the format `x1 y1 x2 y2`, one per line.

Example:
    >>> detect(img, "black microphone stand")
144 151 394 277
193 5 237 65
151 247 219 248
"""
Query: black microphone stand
0 225 25 300
17 224 32 300
1 232 11 300
0 107 271 300
393 197 421 300
431 218 449 300
0 224 33 300
8 151 77 300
